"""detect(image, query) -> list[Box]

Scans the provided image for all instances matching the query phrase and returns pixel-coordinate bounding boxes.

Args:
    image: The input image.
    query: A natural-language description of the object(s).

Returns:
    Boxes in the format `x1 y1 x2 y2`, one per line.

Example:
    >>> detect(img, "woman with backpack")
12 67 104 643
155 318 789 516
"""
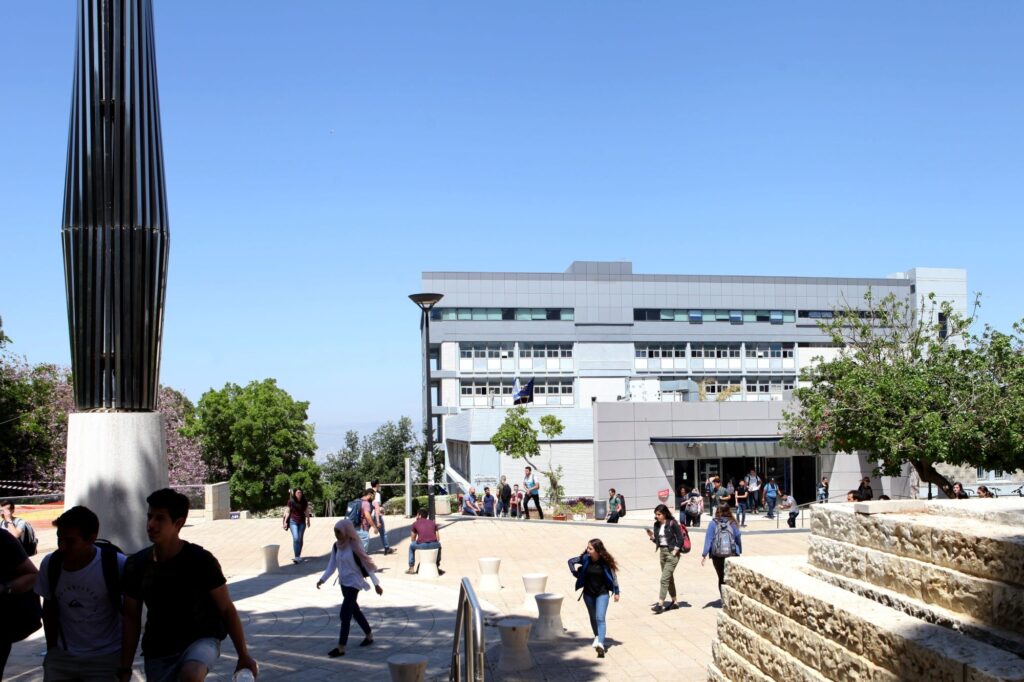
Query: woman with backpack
567 538 620 658
645 504 688 613
702 504 742 596
681 487 703 527
316 519 384 657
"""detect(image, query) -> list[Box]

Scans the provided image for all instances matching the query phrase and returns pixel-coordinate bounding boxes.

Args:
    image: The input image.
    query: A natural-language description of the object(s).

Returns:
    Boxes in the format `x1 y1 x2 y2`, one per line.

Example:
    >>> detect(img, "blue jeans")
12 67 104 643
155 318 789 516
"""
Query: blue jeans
496 500 509 517
766 496 777 518
376 515 390 550
356 529 370 552
409 540 442 567
736 502 746 526
582 592 609 647
288 520 306 558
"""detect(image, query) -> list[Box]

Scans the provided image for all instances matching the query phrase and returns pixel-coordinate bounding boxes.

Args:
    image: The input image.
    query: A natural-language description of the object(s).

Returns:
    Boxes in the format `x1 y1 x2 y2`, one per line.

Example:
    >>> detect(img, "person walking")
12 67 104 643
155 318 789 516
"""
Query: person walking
567 539 620 658
645 504 686 613
317 519 383 658
763 477 779 519
701 504 742 596
497 476 512 517
682 487 703 527
606 489 624 524
282 488 312 564
36 506 126 680
745 470 762 514
817 476 830 503
120 488 257 681
734 480 748 527
371 481 395 555
856 477 874 501
780 490 799 528
523 466 544 519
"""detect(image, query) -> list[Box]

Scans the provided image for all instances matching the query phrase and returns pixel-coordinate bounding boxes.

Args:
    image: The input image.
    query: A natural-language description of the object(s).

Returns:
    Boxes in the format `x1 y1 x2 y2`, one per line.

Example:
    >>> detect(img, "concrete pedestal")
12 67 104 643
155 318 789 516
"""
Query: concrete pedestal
262 544 280 573
497 618 534 672
387 654 428 682
532 593 565 640
65 412 168 553
478 557 502 591
521 573 548 613
416 548 440 578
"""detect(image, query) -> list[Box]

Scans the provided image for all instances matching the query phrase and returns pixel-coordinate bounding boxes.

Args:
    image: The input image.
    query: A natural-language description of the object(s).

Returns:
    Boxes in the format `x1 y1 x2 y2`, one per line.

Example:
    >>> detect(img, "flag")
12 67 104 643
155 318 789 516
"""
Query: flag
513 378 534 405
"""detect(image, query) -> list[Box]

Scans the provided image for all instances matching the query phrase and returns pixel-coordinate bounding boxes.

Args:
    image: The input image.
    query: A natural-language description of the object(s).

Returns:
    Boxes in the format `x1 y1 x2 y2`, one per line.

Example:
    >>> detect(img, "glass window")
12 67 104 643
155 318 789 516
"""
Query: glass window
770 310 783 324
561 309 574 321
689 310 702 324
702 310 716 322
743 310 756 322
730 310 742 324
756 311 770 322
783 311 796 323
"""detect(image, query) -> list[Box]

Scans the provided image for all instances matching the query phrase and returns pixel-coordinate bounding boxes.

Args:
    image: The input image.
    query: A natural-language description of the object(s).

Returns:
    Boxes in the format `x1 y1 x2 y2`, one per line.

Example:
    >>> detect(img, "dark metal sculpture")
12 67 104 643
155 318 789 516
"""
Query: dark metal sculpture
62 0 170 411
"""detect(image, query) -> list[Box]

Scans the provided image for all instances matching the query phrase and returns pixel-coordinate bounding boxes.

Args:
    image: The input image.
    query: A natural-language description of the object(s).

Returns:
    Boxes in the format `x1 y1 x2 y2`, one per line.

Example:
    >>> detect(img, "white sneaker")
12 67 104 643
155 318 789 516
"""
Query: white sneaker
592 637 600 648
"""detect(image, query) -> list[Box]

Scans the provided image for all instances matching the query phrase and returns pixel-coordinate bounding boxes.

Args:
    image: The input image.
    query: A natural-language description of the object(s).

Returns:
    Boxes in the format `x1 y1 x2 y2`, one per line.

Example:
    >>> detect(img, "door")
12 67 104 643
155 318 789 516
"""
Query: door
673 459 697 509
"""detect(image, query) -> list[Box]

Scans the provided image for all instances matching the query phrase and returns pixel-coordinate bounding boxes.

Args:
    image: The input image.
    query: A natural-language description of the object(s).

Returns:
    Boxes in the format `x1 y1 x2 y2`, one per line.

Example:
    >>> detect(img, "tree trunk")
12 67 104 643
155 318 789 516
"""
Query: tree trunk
910 459 954 498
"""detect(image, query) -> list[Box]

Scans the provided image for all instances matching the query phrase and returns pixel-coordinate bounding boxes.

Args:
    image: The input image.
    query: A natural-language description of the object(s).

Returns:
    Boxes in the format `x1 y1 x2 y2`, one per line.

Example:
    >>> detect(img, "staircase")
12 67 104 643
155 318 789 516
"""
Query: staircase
708 498 1024 682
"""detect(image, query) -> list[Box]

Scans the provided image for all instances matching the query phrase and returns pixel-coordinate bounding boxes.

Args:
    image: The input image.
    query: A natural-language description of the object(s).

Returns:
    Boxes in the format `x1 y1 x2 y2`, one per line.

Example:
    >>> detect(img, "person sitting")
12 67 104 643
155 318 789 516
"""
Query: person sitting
405 509 443 575
950 482 969 499
461 488 481 516
846 490 858 502
976 485 993 498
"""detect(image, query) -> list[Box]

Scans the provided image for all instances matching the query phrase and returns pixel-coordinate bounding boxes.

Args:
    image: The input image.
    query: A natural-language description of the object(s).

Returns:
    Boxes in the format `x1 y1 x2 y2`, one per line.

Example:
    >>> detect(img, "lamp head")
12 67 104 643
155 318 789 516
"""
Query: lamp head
409 293 444 311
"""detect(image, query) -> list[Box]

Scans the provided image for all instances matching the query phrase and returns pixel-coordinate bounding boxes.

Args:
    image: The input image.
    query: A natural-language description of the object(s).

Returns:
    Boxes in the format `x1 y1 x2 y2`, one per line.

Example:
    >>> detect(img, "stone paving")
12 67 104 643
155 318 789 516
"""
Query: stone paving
6 508 811 681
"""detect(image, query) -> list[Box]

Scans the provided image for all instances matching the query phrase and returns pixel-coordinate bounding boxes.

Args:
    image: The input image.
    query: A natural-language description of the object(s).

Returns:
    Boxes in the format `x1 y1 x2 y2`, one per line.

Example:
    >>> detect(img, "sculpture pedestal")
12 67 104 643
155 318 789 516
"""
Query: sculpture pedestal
65 412 168 553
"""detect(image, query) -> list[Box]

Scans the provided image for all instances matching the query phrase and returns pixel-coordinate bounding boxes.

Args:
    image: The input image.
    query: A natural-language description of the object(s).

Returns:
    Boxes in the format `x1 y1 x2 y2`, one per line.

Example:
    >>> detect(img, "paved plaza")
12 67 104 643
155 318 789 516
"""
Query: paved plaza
6 508 810 681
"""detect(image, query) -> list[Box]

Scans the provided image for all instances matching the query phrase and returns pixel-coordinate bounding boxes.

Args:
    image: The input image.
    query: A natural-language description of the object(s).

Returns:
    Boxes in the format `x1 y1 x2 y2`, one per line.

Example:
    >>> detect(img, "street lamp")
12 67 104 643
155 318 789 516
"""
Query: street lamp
410 292 444 519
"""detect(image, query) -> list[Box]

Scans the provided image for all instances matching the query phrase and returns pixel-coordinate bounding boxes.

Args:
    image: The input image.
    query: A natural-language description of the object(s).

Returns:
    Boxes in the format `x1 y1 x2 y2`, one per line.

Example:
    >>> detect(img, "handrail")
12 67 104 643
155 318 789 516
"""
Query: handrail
450 577 485 682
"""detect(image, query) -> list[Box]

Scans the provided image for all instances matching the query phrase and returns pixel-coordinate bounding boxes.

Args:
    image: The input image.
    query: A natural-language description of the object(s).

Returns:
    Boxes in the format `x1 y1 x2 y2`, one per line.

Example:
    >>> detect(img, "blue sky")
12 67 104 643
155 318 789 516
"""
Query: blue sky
1 2 1022 455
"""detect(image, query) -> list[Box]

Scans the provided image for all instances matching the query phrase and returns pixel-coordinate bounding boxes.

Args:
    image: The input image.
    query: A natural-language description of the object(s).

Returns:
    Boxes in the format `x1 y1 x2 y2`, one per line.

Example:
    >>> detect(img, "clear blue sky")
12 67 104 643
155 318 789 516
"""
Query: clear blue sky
1 2 1022 455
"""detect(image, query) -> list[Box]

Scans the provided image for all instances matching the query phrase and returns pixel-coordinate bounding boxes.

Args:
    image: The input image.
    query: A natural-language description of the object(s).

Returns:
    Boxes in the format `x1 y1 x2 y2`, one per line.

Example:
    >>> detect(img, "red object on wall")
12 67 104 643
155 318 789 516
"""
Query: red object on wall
657 489 670 502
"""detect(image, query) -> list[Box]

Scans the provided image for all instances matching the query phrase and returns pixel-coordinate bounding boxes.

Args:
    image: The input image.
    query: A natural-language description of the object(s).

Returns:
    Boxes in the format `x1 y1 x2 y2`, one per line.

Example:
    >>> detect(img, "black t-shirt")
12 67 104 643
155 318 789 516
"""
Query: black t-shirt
499 484 512 503
1 528 28 582
122 541 227 657
288 498 309 524
583 560 610 596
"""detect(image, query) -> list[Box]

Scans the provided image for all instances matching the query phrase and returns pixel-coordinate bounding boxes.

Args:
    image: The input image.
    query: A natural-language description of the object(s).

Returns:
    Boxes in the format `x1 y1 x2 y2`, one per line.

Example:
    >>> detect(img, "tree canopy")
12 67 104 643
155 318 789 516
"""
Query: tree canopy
781 292 1024 496
492 407 566 508
183 378 321 512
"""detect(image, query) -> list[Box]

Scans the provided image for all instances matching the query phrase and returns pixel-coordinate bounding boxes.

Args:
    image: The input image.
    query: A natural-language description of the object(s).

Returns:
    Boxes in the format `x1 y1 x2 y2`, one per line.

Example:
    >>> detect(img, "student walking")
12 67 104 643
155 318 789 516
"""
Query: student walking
734 480 748 527
763 478 779 519
645 504 687 613
371 481 396 555
523 466 544 519
121 488 257 681
682 487 703 527
317 519 383 657
606 489 624 524
282 488 312 563
702 505 742 596
567 538 620 658
497 476 512 517
780 490 799 528
36 506 126 680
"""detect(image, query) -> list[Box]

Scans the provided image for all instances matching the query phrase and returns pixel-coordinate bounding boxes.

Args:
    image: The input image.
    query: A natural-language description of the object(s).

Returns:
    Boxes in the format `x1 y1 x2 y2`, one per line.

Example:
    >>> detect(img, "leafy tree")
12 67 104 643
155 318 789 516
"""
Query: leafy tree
183 379 320 512
781 292 1024 497
159 386 209 486
322 430 365 511
538 414 566 509
492 407 566 508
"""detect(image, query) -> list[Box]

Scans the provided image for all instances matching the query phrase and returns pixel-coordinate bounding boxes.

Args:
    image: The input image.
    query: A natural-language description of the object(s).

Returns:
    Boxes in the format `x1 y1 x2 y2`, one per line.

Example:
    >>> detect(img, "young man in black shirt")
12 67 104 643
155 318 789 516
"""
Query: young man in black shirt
119 488 257 681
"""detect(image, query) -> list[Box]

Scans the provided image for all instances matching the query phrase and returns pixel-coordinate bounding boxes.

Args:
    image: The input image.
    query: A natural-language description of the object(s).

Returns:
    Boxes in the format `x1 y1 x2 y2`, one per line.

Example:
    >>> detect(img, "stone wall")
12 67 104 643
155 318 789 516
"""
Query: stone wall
708 498 1024 681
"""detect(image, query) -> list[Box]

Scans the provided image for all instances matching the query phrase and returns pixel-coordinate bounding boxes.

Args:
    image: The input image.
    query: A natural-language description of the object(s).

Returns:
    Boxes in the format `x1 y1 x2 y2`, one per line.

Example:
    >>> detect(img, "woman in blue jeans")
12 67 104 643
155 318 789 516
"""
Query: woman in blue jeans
282 489 312 563
568 538 620 658
317 520 383 657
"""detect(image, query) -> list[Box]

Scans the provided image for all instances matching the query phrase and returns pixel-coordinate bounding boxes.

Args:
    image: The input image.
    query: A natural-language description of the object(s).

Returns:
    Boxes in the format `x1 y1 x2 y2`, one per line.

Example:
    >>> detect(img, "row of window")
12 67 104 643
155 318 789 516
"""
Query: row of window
634 309 797 324
434 308 574 321
459 343 573 359
635 343 795 359
701 378 795 394
459 380 575 396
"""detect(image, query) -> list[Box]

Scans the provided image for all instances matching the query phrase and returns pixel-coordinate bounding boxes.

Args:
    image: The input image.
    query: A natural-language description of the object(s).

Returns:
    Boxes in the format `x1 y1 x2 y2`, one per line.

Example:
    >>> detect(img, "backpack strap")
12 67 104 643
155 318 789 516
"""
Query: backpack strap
46 550 68 650
99 545 123 613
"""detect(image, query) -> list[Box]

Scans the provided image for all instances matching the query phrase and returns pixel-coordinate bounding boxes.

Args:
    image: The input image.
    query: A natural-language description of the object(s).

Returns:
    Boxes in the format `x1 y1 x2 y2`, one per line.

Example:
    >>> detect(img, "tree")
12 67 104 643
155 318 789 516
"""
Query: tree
538 414 566 509
322 430 365 511
781 291 1024 497
491 407 565 509
183 379 320 512
159 386 209 486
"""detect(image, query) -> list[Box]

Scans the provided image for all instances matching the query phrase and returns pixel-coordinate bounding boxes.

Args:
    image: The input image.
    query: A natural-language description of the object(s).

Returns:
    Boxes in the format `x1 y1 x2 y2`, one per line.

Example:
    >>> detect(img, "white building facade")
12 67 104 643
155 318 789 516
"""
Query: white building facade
422 261 969 508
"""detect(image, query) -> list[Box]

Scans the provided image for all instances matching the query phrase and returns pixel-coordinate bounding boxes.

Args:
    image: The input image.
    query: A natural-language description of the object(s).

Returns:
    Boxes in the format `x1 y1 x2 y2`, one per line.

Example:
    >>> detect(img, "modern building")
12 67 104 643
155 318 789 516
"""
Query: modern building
421 261 968 509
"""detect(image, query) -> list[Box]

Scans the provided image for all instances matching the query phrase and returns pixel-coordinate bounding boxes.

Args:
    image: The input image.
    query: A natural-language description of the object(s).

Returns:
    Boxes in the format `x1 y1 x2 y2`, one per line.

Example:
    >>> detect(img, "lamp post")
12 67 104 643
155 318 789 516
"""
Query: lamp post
410 293 443 519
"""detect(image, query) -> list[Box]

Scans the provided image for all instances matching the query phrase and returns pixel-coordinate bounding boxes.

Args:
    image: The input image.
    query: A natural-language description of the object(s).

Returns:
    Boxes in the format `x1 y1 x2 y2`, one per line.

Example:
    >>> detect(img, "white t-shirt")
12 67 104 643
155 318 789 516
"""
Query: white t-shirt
36 548 127 657
320 544 381 591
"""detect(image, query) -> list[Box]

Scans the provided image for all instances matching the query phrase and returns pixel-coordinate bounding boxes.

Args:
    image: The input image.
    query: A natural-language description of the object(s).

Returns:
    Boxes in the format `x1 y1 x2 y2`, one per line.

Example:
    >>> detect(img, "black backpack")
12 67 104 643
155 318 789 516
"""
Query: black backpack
617 494 626 518
47 539 124 614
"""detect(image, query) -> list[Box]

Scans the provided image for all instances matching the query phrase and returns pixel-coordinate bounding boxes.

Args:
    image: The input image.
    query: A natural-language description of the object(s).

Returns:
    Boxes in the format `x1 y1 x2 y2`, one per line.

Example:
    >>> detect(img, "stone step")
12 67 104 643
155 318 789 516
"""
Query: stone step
725 555 1024 681
810 504 1024 587
808 534 1024 640
711 639 780 682
720 584 901 681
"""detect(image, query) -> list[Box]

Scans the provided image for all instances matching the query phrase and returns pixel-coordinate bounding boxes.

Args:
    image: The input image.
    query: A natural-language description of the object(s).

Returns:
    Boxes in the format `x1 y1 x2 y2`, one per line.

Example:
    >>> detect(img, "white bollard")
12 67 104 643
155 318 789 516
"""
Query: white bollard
532 593 565 640
497 618 534 672
262 544 279 573
521 573 548 612
416 548 440 578
478 557 502 591
387 653 428 682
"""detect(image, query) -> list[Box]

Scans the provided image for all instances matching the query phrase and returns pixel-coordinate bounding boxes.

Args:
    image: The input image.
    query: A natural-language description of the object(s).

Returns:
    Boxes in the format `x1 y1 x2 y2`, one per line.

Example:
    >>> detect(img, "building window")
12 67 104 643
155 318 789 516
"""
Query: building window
520 343 573 359
436 307 574 321
976 468 1005 480
938 312 948 340
634 309 796 324
460 343 513 359
460 380 514 396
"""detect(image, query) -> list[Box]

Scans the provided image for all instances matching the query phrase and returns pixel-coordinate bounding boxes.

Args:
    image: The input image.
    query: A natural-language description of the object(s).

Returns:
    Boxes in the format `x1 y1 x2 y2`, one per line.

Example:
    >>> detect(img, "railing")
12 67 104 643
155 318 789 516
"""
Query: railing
450 577 485 682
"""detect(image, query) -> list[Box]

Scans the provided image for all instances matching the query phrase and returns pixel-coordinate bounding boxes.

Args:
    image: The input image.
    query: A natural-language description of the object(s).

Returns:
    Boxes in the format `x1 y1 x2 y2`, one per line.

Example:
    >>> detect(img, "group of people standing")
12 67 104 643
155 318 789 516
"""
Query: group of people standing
461 467 544 519
678 469 806 528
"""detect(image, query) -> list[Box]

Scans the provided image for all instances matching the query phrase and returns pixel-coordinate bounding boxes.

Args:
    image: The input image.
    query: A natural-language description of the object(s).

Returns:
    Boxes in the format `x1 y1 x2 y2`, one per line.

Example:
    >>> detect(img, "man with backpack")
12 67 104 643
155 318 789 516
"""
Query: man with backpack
35 505 126 680
347 490 378 553
701 504 742 596
605 489 624 523
1 501 37 556
763 477 780 519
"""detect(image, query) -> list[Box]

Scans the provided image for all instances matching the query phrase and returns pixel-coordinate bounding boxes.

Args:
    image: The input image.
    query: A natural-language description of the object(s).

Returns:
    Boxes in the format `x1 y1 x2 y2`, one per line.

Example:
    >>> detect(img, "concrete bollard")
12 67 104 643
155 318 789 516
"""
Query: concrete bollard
496 617 534 672
478 557 502 591
521 573 547 612
532 593 565 640
387 653 428 682
416 548 440 578
262 544 280 573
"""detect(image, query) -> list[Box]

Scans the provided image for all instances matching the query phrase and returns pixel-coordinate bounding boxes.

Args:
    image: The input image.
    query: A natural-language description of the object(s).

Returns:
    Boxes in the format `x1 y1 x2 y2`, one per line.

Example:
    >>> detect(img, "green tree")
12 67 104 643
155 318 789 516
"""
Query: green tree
360 417 418 502
322 430 366 511
781 292 1024 497
538 414 566 509
491 406 566 509
183 379 320 512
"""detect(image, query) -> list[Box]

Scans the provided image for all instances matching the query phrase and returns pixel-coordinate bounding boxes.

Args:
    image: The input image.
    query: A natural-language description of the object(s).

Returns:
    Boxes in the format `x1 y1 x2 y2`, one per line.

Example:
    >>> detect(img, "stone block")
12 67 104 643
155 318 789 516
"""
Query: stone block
205 482 230 521
711 639 779 682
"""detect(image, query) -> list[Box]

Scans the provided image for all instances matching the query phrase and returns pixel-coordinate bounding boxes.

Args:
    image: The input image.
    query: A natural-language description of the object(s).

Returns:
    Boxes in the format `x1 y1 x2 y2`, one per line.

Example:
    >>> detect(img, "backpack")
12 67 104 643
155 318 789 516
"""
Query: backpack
685 495 703 516
47 540 124 615
346 499 364 526
710 519 737 558
677 520 692 553
617 494 626 518
8 518 38 556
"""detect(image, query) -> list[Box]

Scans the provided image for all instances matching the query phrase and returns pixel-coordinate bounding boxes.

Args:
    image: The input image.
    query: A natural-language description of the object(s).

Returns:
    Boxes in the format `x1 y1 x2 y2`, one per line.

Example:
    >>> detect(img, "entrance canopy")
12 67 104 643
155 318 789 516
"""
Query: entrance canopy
650 437 805 460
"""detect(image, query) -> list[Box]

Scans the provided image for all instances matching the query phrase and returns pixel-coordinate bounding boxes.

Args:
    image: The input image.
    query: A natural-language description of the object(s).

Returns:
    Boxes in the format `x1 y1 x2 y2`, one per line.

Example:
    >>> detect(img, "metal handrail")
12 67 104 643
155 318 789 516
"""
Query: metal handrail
450 577 485 682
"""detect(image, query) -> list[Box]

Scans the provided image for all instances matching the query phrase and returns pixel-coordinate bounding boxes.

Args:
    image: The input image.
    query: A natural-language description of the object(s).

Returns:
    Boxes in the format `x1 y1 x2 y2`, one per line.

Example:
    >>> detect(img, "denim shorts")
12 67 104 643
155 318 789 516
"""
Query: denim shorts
144 638 221 682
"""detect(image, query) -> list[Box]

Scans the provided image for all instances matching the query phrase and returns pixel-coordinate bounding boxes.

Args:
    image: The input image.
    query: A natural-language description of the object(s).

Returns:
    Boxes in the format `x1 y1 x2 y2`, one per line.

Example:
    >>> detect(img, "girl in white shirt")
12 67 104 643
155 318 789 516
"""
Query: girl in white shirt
317 519 383 657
